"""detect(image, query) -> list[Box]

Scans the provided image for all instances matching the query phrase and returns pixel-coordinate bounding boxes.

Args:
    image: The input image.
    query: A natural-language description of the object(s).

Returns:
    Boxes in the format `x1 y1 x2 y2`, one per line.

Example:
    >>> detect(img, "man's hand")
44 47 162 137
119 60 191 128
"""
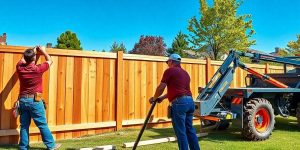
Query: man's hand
37 46 46 53
148 97 163 104
33 46 37 54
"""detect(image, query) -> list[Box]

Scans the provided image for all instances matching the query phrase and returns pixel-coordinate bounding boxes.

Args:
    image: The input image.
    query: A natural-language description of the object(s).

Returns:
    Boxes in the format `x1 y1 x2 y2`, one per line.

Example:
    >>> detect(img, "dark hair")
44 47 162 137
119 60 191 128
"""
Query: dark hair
171 60 181 65
24 49 36 63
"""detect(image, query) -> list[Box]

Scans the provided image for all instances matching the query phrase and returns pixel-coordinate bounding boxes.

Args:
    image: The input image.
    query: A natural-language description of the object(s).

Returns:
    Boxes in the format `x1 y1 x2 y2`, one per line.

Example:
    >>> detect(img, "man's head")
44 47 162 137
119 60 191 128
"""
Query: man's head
166 53 181 67
23 48 36 63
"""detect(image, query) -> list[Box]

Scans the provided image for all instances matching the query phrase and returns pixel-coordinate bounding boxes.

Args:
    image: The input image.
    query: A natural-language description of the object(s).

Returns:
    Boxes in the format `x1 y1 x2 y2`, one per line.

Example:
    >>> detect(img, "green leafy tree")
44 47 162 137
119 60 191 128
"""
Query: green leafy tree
167 31 189 57
110 42 126 53
188 0 255 60
56 31 82 50
287 34 300 54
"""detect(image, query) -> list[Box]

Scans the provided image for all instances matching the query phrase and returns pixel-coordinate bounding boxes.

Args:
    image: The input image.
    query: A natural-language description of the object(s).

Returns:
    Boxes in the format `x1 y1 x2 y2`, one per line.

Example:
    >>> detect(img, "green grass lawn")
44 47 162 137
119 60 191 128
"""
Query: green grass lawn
1 117 299 150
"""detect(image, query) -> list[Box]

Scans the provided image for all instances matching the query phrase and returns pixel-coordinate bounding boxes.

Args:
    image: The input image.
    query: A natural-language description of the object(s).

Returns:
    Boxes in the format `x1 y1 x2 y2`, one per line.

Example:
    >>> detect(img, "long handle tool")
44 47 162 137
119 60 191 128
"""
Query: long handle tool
132 100 158 150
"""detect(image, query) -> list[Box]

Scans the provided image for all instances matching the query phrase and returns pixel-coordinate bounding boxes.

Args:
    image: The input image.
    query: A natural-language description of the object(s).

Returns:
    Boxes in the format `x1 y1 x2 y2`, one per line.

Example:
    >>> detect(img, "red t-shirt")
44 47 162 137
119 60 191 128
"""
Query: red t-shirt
16 61 49 95
161 66 192 102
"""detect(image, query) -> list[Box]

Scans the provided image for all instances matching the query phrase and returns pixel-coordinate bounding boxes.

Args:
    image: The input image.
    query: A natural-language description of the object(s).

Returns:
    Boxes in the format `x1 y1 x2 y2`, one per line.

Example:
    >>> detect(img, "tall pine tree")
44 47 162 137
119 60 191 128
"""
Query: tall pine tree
56 31 82 50
110 42 126 53
167 31 189 57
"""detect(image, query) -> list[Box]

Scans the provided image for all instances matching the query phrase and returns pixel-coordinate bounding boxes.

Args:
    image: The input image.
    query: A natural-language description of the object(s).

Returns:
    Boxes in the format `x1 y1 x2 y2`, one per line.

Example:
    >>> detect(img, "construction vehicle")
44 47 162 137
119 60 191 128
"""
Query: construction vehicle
194 50 300 141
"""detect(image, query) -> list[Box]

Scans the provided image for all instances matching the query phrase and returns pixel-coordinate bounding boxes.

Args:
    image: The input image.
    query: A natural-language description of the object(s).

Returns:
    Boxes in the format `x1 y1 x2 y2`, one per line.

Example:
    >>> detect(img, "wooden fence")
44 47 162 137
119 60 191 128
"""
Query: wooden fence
0 45 284 144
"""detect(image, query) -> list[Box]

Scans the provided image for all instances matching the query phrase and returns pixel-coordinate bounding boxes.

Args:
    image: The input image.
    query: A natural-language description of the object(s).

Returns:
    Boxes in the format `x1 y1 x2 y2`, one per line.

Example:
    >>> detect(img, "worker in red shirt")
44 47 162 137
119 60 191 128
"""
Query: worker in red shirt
149 54 200 150
16 46 61 150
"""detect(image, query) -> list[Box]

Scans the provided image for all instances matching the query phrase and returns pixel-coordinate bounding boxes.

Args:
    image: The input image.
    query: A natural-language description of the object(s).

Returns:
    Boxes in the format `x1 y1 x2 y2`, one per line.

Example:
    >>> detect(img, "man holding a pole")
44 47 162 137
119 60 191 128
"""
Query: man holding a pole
149 54 200 150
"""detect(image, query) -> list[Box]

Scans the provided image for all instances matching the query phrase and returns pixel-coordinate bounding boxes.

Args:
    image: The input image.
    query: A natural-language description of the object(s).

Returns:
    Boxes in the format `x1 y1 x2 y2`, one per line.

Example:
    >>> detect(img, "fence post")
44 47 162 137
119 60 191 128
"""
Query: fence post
116 51 124 130
206 58 212 84
265 63 269 74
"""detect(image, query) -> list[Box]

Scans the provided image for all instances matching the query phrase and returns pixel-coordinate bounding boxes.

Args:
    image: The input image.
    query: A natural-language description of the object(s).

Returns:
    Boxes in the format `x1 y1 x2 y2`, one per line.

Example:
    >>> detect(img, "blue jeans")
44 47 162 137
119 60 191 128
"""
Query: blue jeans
171 96 200 150
19 98 55 150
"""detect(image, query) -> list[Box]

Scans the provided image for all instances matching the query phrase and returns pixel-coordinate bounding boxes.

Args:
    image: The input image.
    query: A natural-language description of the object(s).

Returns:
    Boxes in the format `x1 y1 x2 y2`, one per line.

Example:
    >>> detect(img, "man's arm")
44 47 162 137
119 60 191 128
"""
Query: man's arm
149 82 167 103
37 46 53 66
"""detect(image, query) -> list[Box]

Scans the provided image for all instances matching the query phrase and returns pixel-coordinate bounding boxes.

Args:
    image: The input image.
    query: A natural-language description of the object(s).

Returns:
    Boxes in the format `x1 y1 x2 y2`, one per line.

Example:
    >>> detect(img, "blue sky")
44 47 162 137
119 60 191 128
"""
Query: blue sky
1 0 299 53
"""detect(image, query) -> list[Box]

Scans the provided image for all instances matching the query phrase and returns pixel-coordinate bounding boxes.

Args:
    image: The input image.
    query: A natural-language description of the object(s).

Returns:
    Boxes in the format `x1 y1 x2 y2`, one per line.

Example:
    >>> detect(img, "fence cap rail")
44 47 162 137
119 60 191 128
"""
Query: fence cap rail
0 45 117 58
124 53 206 64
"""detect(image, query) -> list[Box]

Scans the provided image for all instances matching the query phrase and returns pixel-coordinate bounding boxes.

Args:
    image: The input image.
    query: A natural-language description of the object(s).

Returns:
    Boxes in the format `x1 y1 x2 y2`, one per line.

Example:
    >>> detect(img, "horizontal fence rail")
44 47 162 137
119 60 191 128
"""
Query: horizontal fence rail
0 45 284 144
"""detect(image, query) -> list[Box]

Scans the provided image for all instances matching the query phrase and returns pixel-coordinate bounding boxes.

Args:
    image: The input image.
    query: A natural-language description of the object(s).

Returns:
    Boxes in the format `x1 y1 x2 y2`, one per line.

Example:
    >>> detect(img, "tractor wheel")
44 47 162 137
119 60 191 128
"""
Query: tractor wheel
297 103 300 127
242 98 275 141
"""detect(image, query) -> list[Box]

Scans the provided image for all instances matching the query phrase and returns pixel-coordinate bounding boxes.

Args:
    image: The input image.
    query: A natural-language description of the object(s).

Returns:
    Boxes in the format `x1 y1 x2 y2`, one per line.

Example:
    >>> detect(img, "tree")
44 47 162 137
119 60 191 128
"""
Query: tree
287 34 300 54
56 31 82 50
129 35 166 56
188 0 255 60
167 31 189 57
110 42 126 53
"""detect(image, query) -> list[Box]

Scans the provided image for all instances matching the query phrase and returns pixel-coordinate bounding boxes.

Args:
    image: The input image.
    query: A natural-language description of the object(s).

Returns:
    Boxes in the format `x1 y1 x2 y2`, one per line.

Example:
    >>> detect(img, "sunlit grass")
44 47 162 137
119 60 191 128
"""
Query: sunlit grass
1 117 299 150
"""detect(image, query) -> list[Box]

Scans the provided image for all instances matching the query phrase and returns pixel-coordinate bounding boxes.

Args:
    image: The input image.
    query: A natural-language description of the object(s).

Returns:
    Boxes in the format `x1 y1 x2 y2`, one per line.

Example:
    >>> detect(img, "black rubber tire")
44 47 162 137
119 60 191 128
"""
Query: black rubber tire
297 102 300 127
242 98 275 141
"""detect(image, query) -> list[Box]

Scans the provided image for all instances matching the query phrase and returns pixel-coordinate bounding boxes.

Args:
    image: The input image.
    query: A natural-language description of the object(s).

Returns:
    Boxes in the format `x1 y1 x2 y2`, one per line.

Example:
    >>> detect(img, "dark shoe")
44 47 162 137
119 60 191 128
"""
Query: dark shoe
50 143 62 150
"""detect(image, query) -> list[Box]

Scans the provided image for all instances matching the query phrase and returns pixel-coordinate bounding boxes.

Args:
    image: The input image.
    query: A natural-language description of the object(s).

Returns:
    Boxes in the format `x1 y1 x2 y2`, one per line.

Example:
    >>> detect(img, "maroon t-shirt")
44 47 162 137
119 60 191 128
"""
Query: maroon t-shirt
16 61 49 95
161 66 192 102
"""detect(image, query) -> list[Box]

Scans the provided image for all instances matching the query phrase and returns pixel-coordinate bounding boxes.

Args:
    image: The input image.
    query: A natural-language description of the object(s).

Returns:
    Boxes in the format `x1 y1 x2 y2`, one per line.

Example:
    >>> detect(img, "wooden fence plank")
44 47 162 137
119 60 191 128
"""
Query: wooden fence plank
0 53 14 143
102 59 110 122
116 51 123 130
123 60 129 121
95 59 104 134
110 59 116 123
88 58 96 135
128 60 135 120
80 58 89 137
65 56 74 139
48 56 58 140
41 56 50 142
9 54 22 143
73 57 82 138
134 61 141 119
56 56 67 140
140 61 147 119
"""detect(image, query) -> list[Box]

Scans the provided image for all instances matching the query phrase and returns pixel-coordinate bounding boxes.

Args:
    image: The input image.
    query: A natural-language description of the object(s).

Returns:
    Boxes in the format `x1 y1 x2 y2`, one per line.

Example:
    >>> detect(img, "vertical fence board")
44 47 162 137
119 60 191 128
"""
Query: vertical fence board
140 61 147 118
123 61 129 121
88 58 96 135
95 59 103 134
56 57 66 140
134 61 141 119
41 56 50 141
80 58 89 137
73 57 82 138
65 56 74 139
102 59 110 122
48 56 58 140
110 59 116 123
9 54 21 143
128 61 135 120
0 53 13 143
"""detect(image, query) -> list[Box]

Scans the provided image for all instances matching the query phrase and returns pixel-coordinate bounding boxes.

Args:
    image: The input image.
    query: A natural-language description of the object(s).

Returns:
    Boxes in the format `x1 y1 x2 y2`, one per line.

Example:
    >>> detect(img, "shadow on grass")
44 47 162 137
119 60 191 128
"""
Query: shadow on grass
274 117 300 132
0 144 46 150
145 125 243 143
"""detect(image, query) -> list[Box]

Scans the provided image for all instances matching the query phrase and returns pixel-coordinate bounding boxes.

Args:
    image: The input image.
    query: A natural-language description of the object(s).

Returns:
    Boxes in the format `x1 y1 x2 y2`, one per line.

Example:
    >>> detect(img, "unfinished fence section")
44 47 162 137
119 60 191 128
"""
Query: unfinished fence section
0 45 284 144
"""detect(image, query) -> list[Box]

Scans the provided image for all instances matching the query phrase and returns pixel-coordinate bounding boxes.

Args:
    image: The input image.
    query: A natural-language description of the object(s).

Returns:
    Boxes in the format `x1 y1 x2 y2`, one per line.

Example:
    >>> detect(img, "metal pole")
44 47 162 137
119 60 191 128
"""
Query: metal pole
132 100 157 150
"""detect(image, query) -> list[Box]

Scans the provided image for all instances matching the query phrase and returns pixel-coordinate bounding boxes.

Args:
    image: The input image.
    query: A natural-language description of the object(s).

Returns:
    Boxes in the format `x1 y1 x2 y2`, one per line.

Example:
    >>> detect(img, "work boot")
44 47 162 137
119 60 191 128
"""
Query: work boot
50 143 62 150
